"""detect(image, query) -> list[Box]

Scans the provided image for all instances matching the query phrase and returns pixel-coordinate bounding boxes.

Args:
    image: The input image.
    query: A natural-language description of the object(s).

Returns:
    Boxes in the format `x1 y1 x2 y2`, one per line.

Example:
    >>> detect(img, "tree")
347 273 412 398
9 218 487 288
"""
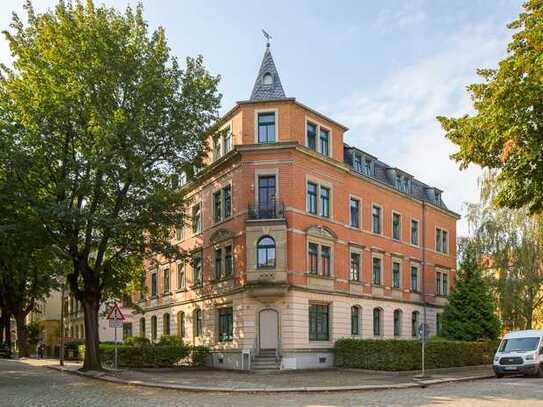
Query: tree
0 1 220 370
437 0 543 212
467 171 543 330
441 239 501 341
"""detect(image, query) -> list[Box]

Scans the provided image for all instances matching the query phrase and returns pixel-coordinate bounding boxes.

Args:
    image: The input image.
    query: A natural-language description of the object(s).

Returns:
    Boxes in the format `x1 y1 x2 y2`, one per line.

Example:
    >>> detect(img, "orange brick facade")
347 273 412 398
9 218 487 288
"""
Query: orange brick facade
130 48 458 370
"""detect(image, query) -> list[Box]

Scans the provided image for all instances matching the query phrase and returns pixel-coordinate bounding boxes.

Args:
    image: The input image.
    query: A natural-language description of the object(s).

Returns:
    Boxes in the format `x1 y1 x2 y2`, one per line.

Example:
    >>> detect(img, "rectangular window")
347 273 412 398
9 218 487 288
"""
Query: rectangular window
213 191 222 223
436 271 449 296
123 322 133 339
192 204 201 234
258 112 275 144
436 228 442 252
353 154 362 172
215 248 223 280
392 261 401 289
176 224 184 241
435 228 449 253
410 266 419 292
163 268 170 294
442 231 448 254
218 307 233 342
223 126 232 154
363 159 373 176
195 310 202 337
372 257 382 286
224 245 233 277
372 205 381 234
411 219 419 246
151 272 157 297
443 273 448 296
350 198 360 228
309 304 329 341
177 262 185 290
223 185 232 218
213 137 221 161
307 122 317 151
436 271 442 296
392 212 401 241
319 128 329 156
192 252 202 286
307 182 318 215
351 307 360 335
308 243 319 274
320 186 330 218
321 246 331 277
350 252 360 281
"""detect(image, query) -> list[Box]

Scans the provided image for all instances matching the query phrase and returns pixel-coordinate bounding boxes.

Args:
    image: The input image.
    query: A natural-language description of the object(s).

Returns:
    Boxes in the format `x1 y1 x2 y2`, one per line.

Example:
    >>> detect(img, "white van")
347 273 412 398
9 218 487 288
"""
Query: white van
493 330 543 378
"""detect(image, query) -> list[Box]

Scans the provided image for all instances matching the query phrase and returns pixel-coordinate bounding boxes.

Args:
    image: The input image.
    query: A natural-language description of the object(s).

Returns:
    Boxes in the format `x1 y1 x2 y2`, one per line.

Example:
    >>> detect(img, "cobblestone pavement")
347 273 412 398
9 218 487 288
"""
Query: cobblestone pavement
2 358 543 406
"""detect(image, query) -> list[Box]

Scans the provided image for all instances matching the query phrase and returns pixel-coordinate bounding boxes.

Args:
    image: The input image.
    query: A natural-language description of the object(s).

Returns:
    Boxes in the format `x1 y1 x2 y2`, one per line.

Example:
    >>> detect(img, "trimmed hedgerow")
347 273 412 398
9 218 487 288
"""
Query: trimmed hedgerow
334 338 499 371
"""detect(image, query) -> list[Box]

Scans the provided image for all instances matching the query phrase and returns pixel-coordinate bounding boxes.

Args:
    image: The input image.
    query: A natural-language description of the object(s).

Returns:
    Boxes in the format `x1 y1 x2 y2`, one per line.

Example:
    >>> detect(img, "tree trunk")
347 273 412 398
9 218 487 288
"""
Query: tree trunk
4 314 12 350
81 295 102 371
15 313 30 358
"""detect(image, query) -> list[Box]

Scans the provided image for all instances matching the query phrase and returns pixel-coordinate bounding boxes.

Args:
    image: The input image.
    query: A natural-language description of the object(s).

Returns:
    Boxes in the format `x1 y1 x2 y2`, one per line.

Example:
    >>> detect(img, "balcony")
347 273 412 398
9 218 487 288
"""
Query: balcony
247 201 285 221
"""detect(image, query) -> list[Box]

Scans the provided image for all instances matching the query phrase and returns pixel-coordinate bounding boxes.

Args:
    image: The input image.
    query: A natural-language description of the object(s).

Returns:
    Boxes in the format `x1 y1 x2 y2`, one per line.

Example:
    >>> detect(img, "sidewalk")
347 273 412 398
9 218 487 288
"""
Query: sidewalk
20 359 495 393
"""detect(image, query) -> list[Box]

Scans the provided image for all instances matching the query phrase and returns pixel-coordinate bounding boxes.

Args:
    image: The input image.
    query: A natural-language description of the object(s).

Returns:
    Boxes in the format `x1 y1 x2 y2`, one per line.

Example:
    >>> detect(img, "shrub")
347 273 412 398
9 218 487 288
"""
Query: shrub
124 336 151 346
334 338 499 371
190 346 210 367
99 343 190 368
157 335 183 346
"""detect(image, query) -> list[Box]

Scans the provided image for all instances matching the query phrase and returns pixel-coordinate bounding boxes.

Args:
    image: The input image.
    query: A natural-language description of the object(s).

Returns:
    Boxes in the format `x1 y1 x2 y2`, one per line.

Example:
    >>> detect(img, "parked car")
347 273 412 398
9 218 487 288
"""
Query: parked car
0 343 11 359
493 330 543 378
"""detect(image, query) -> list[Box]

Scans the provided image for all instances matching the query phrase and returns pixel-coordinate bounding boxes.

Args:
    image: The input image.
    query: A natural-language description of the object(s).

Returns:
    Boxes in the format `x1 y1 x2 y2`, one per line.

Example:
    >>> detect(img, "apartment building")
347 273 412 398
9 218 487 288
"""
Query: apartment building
132 44 458 370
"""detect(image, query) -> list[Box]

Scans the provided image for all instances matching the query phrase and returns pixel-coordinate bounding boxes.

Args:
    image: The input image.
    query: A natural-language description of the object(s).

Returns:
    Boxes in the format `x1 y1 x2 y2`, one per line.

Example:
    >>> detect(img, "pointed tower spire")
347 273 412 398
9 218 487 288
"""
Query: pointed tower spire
250 42 286 101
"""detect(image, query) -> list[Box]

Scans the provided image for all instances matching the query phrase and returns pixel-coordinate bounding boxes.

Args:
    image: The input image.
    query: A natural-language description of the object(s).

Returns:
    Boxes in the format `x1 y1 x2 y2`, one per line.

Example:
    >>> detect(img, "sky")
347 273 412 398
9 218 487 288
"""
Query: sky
0 0 525 236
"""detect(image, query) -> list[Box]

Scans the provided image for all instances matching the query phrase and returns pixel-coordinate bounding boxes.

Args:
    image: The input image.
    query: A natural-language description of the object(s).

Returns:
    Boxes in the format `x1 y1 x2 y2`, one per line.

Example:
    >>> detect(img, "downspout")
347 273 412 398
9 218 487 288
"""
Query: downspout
421 201 427 331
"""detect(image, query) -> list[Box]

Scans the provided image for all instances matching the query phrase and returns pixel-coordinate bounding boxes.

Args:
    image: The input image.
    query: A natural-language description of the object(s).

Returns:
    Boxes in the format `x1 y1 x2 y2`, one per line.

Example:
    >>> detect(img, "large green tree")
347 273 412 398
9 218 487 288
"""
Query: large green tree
441 239 501 341
467 171 543 330
0 1 220 370
438 0 543 212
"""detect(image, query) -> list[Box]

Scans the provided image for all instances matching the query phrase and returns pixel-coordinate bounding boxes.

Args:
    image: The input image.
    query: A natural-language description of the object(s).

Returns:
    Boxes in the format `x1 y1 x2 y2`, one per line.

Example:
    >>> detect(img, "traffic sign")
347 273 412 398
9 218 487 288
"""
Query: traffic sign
418 323 430 343
106 302 125 321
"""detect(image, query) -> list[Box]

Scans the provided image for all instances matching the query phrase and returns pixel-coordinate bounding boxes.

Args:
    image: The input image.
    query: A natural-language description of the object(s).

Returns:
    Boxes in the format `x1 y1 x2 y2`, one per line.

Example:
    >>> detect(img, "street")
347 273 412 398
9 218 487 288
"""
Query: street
1 359 543 406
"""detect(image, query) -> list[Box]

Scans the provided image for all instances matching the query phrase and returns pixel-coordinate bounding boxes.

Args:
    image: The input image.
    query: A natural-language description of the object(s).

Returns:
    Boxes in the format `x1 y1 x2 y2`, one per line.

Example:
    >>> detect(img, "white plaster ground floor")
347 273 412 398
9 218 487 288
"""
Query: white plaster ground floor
132 288 442 370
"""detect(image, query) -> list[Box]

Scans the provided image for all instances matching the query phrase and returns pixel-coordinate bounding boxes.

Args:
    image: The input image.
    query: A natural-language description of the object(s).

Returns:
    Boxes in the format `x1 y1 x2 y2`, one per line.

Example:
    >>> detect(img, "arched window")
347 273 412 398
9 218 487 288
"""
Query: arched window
411 311 420 338
263 72 273 85
163 313 170 336
393 309 402 337
373 308 383 337
151 315 157 341
139 317 146 338
194 309 203 337
351 306 360 335
177 311 185 338
257 236 276 268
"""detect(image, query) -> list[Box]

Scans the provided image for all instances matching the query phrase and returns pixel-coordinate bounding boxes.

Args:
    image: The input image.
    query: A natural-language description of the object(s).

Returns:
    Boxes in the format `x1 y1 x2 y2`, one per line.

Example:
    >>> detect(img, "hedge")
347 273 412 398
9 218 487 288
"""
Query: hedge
334 338 499 371
77 342 209 368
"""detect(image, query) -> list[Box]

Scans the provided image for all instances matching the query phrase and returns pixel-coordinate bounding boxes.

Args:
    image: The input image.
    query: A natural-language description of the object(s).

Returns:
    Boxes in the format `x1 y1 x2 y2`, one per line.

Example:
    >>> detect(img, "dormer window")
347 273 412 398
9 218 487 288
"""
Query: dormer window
363 159 373 176
306 120 331 157
395 174 411 193
262 72 273 85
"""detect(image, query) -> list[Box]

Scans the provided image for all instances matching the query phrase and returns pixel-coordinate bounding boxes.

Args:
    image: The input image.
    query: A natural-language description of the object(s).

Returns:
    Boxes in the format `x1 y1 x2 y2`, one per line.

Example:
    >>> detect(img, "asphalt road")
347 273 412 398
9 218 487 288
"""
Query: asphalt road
1 358 543 406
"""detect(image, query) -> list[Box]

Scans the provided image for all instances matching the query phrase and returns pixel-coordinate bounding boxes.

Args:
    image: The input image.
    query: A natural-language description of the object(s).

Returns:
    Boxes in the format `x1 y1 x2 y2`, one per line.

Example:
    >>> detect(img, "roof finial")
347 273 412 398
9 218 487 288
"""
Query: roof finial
262 29 272 48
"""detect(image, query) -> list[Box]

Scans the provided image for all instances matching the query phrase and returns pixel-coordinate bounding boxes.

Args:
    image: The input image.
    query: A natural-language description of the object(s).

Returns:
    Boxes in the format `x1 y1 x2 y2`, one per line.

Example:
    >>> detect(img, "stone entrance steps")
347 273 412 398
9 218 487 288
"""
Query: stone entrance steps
252 349 280 372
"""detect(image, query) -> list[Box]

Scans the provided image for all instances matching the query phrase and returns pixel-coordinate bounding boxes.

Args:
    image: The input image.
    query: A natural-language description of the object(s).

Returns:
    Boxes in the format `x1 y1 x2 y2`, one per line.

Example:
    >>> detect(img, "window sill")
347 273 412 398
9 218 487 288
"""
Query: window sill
349 280 363 285
190 284 203 289
212 276 235 283
212 216 233 228
175 288 187 293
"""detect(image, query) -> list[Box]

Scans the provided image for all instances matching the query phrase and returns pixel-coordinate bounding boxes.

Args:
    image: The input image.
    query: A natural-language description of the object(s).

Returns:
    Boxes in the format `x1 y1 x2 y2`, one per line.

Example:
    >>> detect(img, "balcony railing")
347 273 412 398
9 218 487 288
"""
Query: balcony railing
247 201 285 220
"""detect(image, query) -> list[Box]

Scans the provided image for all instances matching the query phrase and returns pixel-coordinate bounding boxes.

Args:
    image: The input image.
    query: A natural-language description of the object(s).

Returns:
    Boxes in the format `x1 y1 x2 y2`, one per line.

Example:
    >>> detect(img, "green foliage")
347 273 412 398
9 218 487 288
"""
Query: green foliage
123 336 150 346
0 0 221 369
157 335 183 346
190 346 210 367
466 171 543 330
437 1 543 212
441 240 501 341
334 339 499 371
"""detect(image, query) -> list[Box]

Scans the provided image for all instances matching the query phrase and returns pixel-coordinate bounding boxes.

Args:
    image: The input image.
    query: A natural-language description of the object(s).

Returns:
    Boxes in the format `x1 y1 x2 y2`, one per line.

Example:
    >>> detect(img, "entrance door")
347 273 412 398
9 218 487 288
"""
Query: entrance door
259 309 278 350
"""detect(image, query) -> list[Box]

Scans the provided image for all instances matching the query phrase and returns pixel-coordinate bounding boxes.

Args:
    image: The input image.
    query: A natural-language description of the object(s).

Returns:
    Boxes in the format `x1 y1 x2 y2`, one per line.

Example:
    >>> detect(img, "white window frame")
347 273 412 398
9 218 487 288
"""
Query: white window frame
371 203 383 235
410 263 421 293
392 211 402 241
410 218 420 247
371 253 383 286
349 195 361 229
349 247 363 282
392 258 402 289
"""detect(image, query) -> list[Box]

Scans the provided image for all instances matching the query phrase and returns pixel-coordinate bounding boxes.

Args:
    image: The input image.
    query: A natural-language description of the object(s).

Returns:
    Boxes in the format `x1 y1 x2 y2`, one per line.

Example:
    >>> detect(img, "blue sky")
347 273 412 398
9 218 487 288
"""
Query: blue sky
0 0 525 235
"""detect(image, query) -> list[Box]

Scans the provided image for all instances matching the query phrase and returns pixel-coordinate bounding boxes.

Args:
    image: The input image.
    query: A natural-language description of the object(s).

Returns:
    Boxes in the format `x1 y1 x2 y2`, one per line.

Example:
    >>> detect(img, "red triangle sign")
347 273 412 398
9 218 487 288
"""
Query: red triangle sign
106 302 125 321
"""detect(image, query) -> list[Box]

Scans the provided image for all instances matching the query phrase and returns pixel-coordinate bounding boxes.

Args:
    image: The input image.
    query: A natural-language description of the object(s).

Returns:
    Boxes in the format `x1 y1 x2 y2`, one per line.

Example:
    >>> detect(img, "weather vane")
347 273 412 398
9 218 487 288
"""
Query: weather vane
262 29 272 47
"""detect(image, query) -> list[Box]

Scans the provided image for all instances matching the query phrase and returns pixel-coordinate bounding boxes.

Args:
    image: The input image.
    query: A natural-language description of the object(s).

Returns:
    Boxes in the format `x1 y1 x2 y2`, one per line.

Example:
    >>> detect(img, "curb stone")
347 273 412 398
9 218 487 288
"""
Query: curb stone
47 365 494 393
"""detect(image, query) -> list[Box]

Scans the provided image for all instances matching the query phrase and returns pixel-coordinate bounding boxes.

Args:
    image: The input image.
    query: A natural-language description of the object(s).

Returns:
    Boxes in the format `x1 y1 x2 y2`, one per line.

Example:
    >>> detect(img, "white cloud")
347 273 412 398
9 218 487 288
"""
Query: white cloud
327 23 511 237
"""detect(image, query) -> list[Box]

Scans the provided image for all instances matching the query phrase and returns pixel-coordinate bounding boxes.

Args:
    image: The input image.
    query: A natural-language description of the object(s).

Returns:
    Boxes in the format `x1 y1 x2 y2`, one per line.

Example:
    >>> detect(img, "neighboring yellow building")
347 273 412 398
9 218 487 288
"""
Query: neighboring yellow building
28 290 62 354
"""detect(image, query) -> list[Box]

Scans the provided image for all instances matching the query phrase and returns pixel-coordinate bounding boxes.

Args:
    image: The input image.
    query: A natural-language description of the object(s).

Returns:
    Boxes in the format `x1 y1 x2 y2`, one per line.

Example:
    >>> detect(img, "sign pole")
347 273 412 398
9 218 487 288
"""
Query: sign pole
422 336 425 377
115 324 117 370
